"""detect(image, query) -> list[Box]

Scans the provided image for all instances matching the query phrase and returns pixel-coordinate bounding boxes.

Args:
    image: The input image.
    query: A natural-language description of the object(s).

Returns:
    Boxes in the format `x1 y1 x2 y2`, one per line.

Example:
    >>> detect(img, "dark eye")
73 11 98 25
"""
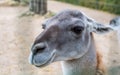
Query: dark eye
71 26 84 34
42 24 46 29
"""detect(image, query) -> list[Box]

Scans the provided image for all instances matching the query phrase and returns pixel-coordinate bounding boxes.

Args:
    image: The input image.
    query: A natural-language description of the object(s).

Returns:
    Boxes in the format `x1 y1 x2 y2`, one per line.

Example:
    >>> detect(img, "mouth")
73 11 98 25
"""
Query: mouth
34 50 56 67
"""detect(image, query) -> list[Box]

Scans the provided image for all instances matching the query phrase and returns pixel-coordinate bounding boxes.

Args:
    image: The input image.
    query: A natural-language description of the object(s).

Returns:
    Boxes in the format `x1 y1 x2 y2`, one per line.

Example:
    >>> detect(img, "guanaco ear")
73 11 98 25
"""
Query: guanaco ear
87 17 120 34
110 16 120 30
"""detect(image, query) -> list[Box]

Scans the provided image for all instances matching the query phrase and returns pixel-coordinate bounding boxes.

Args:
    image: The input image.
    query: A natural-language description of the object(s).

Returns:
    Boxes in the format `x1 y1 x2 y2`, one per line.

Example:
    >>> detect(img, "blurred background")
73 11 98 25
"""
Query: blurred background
0 0 120 75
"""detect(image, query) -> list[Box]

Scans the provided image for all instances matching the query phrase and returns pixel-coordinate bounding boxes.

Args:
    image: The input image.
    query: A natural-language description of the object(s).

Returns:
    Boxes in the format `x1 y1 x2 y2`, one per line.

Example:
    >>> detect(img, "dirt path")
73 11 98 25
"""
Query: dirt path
0 6 62 75
0 1 120 75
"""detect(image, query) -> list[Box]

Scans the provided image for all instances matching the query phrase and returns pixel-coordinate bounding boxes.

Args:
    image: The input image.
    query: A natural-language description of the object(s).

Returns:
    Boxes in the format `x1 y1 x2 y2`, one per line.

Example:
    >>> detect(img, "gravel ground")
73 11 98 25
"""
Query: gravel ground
0 1 120 75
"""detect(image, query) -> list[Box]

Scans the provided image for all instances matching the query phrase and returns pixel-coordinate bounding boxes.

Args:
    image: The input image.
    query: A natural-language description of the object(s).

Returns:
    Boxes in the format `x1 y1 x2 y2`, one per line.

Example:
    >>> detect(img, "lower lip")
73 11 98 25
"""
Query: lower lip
34 52 56 67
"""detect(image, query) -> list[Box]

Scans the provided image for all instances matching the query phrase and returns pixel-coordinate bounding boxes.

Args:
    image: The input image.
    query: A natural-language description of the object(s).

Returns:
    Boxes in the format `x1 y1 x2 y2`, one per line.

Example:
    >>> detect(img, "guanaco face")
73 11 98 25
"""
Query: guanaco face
29 10 120 68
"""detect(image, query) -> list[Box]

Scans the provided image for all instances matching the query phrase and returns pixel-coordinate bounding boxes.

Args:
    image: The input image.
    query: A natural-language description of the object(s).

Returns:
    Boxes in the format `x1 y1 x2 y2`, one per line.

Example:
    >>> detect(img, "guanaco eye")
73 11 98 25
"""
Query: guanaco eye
71 26 84 34
42 24 46 29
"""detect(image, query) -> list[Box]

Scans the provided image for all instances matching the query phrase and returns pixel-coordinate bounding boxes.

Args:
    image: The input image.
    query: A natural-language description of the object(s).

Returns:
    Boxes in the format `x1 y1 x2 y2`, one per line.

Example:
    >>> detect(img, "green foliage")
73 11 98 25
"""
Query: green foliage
57 0 120 15
4 0 20 6
20 0 29 5
44 11 56 18
13 0 29 5
19 10 55 18
19 11 35 17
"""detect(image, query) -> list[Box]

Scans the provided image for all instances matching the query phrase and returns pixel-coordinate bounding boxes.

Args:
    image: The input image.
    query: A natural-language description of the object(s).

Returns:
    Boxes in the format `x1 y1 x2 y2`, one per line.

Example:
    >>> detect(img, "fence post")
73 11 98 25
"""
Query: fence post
29 0 47 15
95 0 99 9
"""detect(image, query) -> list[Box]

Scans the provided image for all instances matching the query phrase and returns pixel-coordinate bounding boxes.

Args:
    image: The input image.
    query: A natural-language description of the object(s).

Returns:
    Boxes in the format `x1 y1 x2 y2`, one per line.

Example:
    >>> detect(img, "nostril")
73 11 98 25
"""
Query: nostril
35 46 46 53
32 43 46 54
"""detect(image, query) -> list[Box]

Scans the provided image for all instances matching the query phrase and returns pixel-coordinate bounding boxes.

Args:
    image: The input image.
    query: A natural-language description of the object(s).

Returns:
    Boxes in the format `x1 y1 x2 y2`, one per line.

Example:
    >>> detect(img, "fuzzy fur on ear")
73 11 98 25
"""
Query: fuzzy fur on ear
110 16 120 30
86 17 120 34
92 23 113 34
86 18 113 34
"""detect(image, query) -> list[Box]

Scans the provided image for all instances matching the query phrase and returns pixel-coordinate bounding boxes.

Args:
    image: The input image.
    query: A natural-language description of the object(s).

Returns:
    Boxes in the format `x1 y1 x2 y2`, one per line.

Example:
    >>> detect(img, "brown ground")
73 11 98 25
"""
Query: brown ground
0 1 120 75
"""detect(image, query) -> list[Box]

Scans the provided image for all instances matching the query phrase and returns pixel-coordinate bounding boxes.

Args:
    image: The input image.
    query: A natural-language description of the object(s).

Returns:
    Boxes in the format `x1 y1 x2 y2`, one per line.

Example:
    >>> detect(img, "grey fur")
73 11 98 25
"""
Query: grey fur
29 9 120 75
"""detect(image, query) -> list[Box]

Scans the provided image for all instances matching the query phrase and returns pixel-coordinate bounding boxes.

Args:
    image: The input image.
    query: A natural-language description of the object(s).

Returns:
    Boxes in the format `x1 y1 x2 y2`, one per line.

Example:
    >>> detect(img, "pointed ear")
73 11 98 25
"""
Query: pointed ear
86 17 120 34
110 16 120 30
91 23 113 34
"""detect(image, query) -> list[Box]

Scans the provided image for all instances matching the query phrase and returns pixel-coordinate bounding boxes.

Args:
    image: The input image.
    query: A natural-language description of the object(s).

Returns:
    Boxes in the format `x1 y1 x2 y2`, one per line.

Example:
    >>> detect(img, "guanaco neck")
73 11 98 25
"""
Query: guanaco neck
61 34 97 75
